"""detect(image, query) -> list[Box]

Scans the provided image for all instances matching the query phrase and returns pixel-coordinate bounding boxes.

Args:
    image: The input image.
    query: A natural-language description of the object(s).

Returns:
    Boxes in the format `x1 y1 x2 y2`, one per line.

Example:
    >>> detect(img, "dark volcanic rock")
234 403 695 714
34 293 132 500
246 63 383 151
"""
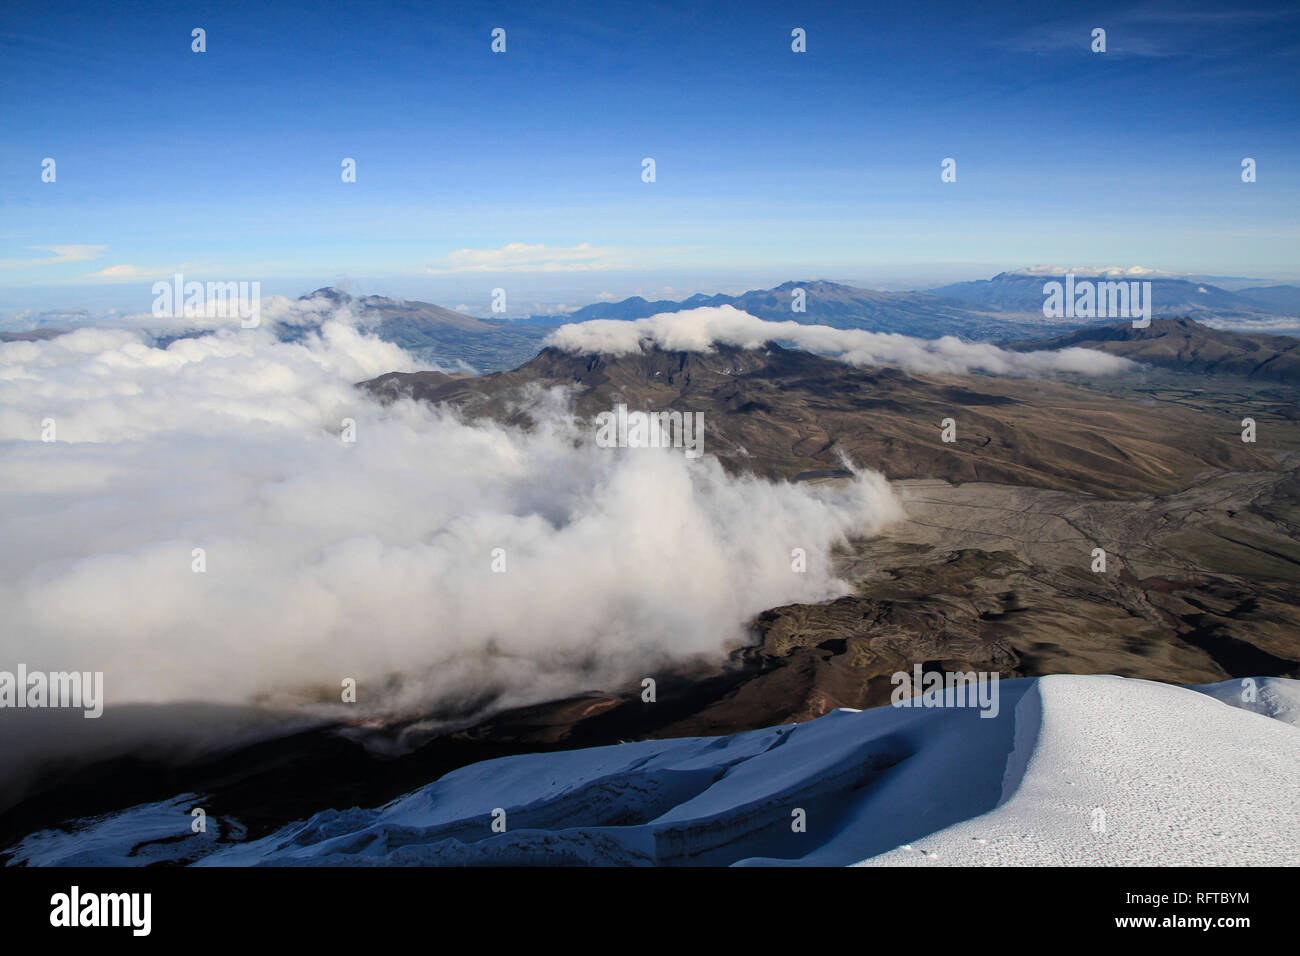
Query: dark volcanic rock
363 340 1277 497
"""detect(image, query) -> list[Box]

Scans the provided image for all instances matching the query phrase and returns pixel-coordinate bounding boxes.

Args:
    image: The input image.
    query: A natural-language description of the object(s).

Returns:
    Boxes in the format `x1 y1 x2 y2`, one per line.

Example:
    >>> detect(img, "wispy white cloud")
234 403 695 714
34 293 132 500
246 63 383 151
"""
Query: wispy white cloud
1000 4 1299 58
1016 265 1164 278
547 306 1138 377
0 245 105 270
85 264 151 279
426 242 623 274
84 263 215 283
1204 316 1300 334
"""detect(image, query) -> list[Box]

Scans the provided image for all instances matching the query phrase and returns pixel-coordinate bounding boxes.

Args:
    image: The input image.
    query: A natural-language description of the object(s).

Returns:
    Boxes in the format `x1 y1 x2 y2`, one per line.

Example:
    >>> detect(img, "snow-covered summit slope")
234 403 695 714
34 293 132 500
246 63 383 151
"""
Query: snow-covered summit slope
1191 676 1300 728
851 675 1300 866
8 675 1299 867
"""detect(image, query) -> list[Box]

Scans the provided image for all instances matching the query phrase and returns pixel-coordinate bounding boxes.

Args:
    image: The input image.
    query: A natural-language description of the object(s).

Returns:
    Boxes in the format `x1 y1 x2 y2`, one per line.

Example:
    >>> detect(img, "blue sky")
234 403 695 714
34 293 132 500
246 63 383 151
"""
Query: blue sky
2 0 1298 316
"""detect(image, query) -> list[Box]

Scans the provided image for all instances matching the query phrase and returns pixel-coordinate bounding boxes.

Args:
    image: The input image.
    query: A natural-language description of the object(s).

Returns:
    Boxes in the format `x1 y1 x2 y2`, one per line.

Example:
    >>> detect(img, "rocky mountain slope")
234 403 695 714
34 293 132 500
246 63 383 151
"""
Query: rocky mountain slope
290 288 549 371
364 340 1277 496
1007 316 1300 384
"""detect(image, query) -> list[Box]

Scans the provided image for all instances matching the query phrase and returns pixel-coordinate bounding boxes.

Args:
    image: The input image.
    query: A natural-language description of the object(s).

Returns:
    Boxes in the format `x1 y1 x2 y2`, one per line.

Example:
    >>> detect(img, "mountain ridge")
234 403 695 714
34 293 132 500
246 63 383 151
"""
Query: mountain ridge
1006 316 1300 384
362 338 1277 497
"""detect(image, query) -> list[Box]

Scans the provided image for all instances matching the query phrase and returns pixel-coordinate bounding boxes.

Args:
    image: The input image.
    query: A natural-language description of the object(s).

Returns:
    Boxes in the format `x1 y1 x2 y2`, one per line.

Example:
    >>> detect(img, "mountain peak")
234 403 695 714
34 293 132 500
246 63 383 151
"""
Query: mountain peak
303 286 353 303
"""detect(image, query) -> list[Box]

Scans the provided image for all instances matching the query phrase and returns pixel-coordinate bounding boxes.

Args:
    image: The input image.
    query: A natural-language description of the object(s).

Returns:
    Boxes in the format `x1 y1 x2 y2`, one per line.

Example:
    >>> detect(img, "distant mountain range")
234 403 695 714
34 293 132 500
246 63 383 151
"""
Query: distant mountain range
8 273 1298 373
561 279 1021 339
1230 285 1300 314
551 273 1300 337
567 278 989 323
932 271 1300 320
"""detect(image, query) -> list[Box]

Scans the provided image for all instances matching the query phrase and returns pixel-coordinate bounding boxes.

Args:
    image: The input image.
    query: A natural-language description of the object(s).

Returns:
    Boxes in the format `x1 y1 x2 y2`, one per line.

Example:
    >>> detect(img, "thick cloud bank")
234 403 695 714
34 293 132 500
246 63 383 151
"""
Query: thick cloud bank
0 310 902 734
546 305 1137 377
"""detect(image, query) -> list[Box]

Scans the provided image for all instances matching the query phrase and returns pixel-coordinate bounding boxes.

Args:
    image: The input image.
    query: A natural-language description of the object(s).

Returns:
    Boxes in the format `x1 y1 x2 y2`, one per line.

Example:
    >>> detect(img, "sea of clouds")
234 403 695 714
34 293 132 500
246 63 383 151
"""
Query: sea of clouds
0 300 904 788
